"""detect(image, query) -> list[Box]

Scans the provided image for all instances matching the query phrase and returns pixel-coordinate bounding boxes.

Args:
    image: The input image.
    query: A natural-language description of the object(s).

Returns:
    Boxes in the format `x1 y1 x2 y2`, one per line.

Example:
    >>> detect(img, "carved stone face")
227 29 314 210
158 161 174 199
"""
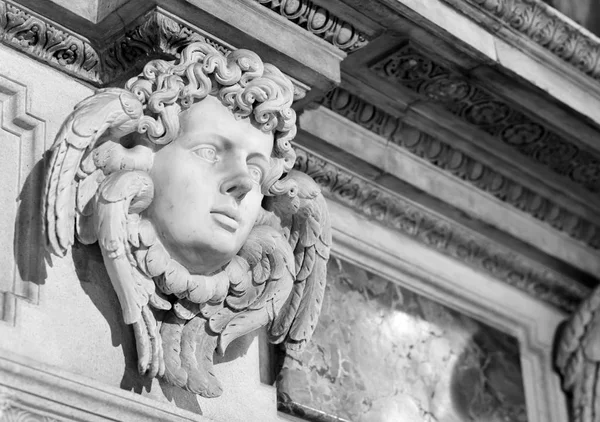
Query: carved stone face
146 95 274 275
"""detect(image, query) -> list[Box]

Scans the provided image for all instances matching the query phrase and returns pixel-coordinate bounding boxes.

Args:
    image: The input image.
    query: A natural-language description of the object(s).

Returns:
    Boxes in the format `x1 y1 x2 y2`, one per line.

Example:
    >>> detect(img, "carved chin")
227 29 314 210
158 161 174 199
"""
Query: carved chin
165 240 241 275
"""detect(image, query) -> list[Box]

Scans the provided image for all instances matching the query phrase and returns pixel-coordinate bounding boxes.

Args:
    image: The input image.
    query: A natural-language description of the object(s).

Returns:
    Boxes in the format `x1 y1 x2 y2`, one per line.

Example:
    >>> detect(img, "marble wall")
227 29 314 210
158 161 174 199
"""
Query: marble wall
278 257 528 422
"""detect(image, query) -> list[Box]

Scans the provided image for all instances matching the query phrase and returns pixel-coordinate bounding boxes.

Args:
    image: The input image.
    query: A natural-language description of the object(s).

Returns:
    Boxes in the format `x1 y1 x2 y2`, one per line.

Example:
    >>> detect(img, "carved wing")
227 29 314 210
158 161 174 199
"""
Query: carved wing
43 88 167 376
43 88 145 256
266 169 332 351
556 288 600 422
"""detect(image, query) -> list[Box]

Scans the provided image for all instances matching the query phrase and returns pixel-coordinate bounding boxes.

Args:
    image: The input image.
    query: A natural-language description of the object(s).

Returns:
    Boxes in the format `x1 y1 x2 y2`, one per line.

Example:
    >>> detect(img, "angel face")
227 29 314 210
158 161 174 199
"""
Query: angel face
146 95 273 275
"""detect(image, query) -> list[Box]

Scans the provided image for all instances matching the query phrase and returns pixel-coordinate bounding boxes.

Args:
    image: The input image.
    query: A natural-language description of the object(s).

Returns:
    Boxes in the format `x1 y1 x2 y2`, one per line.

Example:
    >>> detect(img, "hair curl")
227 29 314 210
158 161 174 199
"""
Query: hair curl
125 41 297 196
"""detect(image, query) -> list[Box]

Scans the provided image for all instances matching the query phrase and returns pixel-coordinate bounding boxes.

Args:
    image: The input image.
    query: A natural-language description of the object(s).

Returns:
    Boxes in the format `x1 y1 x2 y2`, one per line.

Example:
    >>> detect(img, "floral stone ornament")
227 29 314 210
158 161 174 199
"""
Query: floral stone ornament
42 41 331 397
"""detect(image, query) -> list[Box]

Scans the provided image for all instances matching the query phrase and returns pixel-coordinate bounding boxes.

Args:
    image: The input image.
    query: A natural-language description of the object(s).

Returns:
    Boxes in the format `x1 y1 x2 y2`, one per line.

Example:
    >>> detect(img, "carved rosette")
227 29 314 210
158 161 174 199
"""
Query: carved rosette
370 42 600 195
320 87 600 251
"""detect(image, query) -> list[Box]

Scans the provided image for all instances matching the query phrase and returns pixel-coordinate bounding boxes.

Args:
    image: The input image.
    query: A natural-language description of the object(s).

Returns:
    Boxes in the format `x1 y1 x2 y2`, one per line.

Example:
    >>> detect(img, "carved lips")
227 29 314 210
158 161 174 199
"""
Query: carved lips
210 207 240 232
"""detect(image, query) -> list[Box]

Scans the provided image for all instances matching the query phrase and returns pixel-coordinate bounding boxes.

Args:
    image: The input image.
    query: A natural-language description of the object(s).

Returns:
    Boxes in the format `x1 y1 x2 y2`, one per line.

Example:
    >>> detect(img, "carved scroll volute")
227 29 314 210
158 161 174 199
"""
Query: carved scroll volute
42 41 331 397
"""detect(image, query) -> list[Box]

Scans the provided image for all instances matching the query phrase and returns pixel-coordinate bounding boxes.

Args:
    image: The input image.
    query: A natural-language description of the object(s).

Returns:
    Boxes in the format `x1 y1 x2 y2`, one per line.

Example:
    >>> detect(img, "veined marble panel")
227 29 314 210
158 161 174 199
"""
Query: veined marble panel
278 257 527 422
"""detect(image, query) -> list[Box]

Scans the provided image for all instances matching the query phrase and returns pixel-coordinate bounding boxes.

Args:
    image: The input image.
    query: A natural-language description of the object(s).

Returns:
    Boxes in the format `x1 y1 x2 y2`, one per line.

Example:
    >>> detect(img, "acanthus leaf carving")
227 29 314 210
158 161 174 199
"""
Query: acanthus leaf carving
0 0 101 83
441 0 600 82
293 145 588 312
370 41 600 195
42 41 331 397
253 0 369 52
0 2 309 101
320 86 600 251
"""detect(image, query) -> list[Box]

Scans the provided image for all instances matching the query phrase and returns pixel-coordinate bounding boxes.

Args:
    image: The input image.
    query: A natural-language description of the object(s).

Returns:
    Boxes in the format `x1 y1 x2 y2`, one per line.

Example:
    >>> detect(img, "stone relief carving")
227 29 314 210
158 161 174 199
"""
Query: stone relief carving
320 87 600 251
556 288 600 422
253 0 369 52
441 0 600 81
294 146 587 312
0 0 100 83
42 41 331 397
371 41 600 195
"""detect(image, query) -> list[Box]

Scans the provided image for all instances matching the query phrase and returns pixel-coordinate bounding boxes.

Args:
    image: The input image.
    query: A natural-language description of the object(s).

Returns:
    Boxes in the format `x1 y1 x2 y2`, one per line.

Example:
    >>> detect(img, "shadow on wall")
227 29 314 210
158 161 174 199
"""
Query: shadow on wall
14 158 47 291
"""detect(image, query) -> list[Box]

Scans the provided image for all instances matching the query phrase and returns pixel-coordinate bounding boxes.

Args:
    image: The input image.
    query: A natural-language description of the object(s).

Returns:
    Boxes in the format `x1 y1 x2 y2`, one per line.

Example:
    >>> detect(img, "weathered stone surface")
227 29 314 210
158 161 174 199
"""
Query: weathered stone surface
278 257 528 422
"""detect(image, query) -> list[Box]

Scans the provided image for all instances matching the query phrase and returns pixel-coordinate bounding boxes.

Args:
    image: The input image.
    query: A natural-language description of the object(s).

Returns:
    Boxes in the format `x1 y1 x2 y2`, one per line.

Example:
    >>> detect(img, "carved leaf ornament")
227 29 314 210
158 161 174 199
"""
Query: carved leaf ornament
42 41 331 397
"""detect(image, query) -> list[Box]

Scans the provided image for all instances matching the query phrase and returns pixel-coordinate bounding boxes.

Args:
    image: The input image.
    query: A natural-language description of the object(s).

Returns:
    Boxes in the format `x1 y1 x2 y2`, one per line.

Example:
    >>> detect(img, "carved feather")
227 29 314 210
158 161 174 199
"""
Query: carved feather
262 169 331 351
556 285 600 421
44 88 144 257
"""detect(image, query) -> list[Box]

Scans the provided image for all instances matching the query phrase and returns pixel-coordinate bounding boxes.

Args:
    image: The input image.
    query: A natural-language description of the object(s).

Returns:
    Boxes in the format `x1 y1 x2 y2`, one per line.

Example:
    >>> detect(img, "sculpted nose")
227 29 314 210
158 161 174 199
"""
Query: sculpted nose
221 172 254 202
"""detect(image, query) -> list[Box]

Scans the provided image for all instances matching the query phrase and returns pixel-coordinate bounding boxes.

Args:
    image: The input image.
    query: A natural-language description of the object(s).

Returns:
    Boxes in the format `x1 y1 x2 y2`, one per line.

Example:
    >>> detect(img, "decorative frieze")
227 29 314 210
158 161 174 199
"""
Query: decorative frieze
371 42 600 194
0 0 101 83
320 86 600 250
294 145 588 312
100 10 231 84
0 2 309 100
253 0 369 52
442 0 600 81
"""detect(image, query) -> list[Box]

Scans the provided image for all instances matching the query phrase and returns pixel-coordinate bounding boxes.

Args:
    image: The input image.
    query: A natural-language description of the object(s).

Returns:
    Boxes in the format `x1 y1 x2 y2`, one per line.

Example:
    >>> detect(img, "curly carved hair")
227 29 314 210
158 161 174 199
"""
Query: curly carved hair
125 41 297 196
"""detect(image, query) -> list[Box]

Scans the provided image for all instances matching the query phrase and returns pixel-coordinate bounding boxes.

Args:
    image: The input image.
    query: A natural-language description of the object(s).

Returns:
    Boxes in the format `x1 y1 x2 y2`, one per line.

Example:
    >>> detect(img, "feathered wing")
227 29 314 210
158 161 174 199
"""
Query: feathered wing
43 88 166 375
43 88 145 256
265 169 332 351
556 287 600 422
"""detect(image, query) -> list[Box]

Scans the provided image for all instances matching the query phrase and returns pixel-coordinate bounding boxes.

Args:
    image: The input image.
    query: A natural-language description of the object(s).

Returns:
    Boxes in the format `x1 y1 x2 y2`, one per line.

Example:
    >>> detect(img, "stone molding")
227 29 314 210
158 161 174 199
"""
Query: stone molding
253 0 369 52
294 145 588 312
99 9 232 84
0 0 100 83
320 86 600 252
0 75 45 325
441 0 600 82
0 350 209 422
370 41 600 195
0 2 309 99
0 395 59 422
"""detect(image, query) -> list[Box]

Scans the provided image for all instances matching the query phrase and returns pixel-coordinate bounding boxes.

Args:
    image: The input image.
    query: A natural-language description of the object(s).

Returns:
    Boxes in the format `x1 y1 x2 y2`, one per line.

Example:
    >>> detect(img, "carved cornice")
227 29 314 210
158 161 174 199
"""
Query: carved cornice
100 10 231 84
0 2 309 99
0 0 101 83
441 0 600 81
253 0 369 52
320 86 600 251
370 42 600 194
295 145 588 311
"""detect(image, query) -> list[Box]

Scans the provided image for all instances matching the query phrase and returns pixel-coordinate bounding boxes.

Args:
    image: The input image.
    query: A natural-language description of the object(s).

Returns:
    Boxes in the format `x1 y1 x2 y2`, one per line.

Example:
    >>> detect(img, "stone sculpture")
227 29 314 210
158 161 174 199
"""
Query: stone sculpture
42 41 331 397
556 291 600 421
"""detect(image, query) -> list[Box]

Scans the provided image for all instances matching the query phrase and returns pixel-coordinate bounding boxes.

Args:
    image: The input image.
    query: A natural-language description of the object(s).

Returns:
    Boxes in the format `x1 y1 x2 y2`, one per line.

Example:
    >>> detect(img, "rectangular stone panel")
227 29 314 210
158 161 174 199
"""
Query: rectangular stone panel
277 257 528 422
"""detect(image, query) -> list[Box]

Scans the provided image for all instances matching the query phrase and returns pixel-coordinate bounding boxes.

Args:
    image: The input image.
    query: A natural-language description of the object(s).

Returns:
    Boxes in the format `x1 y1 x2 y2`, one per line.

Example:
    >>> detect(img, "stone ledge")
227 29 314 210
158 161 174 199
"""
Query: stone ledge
0 349 213 422
294 144 589 312
0 1 319 99
317 87 600 261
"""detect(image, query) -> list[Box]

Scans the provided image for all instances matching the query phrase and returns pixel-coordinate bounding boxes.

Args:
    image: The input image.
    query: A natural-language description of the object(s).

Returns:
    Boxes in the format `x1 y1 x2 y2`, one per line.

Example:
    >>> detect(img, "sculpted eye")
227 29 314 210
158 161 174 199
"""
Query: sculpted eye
193 145 218 163
248 165 263 184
